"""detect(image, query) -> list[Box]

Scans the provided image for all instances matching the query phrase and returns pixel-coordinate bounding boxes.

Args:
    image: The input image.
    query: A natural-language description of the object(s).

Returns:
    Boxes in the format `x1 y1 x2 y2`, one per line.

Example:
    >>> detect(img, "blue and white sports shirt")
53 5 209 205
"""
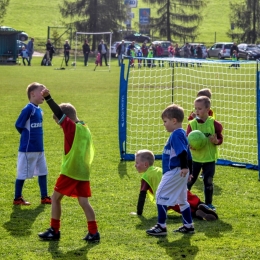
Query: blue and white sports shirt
15 103 44 152
162 128 191 174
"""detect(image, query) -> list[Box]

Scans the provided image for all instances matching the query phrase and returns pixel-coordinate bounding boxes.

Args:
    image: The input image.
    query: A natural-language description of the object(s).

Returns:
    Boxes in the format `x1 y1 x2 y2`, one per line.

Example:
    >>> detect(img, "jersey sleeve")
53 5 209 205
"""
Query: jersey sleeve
15 105 33 134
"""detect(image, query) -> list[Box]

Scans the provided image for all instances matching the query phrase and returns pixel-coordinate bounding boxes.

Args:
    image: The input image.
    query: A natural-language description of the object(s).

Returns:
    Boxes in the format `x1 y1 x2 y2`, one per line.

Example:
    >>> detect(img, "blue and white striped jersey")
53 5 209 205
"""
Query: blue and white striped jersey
15 103 44 152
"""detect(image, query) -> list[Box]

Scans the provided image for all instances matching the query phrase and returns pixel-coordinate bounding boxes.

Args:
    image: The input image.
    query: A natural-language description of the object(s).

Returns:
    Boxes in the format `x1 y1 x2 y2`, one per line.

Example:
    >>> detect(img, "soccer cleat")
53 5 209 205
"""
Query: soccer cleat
173 225 195 234
83 232 100 243
146 224 167 236
13 197 31 205
198 204 218 219
196 210 217 221
41 196 52 204
38 227 60 240
206 204 216 211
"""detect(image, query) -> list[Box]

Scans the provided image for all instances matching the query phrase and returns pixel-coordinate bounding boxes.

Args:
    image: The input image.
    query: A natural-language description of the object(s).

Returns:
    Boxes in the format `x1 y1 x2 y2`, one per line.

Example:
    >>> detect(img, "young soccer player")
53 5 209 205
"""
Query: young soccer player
146 104 195 236
38 89 100 242
188 88 215 120
132 149 218 221
14 82 51 205
187 96 223 211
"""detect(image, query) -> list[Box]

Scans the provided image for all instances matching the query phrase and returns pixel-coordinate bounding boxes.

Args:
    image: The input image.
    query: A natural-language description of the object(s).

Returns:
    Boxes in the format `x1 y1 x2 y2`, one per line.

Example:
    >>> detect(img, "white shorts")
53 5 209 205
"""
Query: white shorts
156 167 188 206
17 152 48 180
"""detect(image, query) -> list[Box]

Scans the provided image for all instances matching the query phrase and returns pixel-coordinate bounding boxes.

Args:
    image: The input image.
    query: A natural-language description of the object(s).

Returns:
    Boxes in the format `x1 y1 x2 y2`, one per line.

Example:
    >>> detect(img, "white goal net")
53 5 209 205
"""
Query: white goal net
119 57 260 170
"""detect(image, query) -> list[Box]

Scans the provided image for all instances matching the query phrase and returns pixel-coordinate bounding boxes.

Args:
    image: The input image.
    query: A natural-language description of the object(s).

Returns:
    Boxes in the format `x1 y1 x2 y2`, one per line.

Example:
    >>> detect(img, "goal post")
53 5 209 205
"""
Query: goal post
74 31 112 70
118 56 260 176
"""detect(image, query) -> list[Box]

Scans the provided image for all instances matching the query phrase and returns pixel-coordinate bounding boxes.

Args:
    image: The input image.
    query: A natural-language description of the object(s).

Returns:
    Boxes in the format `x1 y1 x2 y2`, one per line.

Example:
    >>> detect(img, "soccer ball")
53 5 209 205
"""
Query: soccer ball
188 130 207 150
72 62 76 66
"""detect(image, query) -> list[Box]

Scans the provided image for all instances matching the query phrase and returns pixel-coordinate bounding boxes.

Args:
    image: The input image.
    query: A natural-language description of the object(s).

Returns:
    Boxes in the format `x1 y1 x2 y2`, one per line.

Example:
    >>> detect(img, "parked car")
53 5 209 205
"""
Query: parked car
124 33 151 43
237 43 260 60
179 43 207 58
110 41 141 57
150 41 171 57
0 26 28 41
17 40 27 53
207 42 233 59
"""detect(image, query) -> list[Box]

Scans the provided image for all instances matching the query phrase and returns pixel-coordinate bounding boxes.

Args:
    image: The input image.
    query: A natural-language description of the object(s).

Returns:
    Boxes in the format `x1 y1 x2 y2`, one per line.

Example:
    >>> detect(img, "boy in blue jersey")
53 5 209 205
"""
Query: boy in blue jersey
146 104 194 236
14 82 51 205
38 88 99 243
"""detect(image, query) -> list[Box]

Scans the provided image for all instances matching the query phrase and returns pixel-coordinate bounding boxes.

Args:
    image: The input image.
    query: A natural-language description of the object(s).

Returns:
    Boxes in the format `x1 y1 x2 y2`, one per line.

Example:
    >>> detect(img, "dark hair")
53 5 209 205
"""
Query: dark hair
197 88 212 99
161 104 184 122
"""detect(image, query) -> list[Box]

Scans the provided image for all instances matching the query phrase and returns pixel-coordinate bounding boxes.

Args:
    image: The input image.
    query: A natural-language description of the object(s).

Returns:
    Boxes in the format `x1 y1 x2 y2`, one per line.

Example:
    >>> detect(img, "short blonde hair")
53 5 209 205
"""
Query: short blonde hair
26 82 45 100
135 149 155 166
195 96 211 108
161 104 184 122
57 103 78 121
197 88 212 99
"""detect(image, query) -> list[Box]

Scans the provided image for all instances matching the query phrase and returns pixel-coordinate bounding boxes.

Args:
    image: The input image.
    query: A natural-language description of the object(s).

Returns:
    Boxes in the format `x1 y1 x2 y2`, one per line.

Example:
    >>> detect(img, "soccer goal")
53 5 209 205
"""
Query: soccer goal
118 56 260 174
74 31 112 71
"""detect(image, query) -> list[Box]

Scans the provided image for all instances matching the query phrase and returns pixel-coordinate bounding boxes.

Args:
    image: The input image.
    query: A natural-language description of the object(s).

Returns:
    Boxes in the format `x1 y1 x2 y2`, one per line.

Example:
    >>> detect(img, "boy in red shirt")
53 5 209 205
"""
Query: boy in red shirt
38 88 100 242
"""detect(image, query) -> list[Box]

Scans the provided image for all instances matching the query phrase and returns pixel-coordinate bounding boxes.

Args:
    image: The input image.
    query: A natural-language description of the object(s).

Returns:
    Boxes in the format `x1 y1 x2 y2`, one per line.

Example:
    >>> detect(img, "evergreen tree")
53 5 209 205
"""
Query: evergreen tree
228 0 260 43
59 0 126 50
142 0 206 42
0 0 10 25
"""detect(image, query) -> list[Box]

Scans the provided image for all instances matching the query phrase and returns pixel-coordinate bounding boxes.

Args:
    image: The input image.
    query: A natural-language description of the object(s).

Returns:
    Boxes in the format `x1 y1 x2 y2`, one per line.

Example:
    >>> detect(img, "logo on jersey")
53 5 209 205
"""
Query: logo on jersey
31 123 42 128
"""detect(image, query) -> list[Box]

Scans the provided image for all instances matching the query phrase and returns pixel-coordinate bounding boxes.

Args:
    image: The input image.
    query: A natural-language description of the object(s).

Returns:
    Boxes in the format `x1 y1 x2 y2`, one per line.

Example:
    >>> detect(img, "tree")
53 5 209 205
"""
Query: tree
228 0 260 43
0 0 10 25
142 0 206 42
59 0 126 50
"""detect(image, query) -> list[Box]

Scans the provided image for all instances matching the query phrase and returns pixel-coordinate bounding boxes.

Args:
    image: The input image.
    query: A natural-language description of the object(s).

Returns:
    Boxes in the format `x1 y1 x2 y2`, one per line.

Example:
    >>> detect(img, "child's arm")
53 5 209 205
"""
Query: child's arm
15 107 33 134
209 120 223 145
178 150 189 177
41 89 63 120
136 180 149 215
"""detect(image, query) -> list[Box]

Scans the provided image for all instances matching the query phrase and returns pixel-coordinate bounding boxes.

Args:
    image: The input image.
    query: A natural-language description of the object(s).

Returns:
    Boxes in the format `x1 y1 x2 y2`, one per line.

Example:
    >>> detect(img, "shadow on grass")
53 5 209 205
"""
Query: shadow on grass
157 235 198 260
118 161 130 179
3 204 45 237
44 240 99 259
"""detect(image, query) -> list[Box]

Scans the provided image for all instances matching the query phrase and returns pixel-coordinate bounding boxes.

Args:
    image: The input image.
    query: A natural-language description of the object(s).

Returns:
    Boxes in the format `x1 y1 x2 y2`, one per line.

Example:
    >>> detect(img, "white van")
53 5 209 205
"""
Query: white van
207 42 233 59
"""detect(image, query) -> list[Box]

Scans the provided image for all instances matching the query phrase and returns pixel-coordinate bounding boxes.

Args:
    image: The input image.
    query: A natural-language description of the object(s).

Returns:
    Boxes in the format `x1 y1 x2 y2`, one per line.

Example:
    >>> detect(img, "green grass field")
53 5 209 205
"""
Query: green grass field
3 0 240 49
0 57 260 259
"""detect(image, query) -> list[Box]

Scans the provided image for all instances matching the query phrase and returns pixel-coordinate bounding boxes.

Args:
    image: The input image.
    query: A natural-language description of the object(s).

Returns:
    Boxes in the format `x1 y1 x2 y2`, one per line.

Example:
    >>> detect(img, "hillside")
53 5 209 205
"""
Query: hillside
3 0 238 49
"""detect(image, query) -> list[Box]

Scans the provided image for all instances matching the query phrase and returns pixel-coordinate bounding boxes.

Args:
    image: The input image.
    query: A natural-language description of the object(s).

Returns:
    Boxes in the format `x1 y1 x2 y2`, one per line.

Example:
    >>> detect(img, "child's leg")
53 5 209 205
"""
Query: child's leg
22 58 26 65
38 175 47 198
14 179 25 199
179 201 193 228
50 190 64 232
202 162 215 205
157 204 168 226
187 161 201 190
78 197 98 235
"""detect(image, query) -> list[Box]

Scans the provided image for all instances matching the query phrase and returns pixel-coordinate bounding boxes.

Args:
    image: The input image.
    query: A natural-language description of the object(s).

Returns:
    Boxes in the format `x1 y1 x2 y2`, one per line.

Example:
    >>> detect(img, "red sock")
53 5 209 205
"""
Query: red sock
88 221 98 235
51 218 60 233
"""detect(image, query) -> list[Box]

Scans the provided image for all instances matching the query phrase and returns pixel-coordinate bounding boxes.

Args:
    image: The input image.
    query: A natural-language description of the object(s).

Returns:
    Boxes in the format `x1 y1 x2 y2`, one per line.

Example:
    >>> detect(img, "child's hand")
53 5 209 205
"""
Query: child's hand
191 112 196 119
41 88 50 97
209 134 218 145
180 168 189 177
188 174 193 182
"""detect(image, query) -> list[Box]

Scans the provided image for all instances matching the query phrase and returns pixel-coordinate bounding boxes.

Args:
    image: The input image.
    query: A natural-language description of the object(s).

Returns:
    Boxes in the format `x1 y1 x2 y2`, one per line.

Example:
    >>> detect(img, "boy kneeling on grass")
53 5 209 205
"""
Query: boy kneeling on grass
132 149 218 222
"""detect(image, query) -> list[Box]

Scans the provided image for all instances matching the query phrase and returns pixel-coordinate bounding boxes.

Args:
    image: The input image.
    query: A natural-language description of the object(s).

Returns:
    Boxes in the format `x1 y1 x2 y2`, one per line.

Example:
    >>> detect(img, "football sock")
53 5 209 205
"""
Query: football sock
51 218 60 233
88 221 98 234
157 204 168 225
14 179 25 199
38 175 47 198
180 205 193 227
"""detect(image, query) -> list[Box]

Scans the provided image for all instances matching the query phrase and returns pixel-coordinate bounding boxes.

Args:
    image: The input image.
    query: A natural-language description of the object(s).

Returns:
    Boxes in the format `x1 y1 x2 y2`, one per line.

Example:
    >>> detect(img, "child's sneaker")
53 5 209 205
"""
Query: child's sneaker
173 225 195 234
198 204 218 219
41 196 52 204
38 227 60 240
206 204 216 211
196 210 217 221
13 197 31 205
83 232 100 243
146 224 167 236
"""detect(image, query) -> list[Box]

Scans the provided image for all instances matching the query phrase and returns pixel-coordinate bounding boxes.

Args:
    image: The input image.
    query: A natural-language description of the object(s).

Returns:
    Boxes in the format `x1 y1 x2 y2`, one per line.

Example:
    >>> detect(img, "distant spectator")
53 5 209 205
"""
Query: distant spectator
19 46 29 66
174 43 181 67
147 47 153 68
82 39 91 66
196 44 203 67
98 39 108 66
27 37 34 66
136 48 143 69
141 42 148 67
182 42 190 67
168 42 174 67
63 40 71 66
46 39 55 62
230 42 239 60
127 41 135 56
116 40 126 67
156 42 164 67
